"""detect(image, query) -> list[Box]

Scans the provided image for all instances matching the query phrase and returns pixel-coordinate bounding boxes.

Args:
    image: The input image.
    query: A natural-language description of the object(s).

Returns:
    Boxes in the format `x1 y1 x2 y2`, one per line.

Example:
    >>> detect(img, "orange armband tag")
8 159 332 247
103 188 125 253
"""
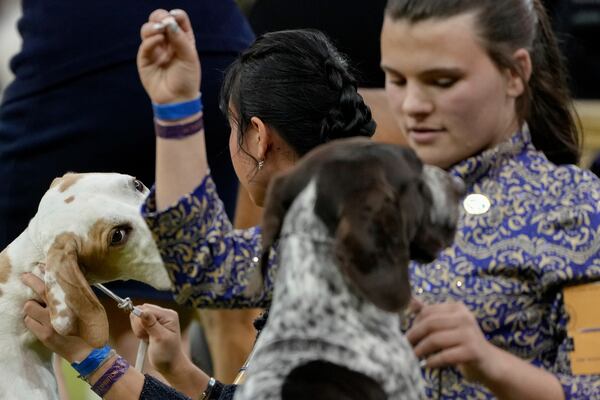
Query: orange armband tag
564 281 600 375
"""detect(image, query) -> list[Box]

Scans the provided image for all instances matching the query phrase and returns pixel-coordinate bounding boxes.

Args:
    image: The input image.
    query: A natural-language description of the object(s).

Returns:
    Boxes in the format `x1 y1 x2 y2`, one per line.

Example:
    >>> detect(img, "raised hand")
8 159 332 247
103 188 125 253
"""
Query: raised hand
137 9 201 105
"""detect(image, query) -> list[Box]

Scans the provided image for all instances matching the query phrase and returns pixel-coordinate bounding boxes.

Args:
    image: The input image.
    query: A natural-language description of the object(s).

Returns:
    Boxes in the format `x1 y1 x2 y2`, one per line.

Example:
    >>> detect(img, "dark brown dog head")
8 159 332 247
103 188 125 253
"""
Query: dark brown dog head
261 138 463 312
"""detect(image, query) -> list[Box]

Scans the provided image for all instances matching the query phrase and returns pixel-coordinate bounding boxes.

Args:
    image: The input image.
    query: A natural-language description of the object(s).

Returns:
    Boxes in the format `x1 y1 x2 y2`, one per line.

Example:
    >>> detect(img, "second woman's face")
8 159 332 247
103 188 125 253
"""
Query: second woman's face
380 12 522 169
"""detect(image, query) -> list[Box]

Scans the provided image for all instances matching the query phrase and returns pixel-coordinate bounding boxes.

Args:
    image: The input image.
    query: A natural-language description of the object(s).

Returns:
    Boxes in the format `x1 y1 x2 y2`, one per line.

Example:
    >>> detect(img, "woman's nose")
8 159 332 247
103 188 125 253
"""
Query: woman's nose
402 83 434 116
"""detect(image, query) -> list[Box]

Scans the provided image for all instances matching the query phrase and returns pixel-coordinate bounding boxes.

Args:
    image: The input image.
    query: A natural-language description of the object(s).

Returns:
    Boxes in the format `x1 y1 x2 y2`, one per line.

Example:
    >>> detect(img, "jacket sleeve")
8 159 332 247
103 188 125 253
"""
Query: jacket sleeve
141 174 278 308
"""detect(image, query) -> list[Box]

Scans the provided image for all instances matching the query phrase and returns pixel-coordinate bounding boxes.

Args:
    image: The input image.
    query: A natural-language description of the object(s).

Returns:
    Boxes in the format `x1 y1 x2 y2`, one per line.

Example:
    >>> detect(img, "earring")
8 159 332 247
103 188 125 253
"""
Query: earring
257 159 265 171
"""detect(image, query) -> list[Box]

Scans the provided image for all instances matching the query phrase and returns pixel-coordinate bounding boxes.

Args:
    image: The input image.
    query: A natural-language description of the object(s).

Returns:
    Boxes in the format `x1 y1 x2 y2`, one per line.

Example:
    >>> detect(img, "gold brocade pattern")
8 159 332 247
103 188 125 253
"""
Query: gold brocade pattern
407 130 600 399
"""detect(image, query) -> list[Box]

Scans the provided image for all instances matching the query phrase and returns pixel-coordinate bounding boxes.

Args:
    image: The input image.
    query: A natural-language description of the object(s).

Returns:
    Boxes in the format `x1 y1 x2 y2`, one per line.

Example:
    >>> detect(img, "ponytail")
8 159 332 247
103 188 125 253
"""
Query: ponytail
526 0 580 165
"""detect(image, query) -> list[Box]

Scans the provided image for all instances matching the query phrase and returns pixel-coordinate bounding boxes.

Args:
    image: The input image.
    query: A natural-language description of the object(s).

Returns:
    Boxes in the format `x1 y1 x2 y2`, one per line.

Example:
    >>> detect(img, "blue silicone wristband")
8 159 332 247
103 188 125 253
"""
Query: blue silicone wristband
71 344 112 377
152 95 203 121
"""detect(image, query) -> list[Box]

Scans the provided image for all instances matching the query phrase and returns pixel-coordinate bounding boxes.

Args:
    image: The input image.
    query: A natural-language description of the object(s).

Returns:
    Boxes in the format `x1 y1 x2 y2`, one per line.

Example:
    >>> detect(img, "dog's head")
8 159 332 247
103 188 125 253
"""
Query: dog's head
28 172 171 346
262 138 463 312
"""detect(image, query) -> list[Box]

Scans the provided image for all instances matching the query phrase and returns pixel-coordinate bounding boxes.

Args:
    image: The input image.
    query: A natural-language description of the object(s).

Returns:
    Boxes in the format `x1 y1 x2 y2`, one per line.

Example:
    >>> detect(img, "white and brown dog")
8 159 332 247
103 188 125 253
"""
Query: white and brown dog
0 173 171 400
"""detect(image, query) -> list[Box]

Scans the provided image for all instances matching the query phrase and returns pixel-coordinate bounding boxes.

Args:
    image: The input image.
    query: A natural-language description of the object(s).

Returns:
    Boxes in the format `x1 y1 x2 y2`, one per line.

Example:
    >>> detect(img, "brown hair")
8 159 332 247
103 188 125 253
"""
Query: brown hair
385 0 580 165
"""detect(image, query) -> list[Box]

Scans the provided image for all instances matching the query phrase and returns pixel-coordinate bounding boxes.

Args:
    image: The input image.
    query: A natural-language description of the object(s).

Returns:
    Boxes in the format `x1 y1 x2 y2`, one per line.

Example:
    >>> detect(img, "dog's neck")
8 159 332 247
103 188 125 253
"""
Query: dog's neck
0 229 58 400
272 181 401 339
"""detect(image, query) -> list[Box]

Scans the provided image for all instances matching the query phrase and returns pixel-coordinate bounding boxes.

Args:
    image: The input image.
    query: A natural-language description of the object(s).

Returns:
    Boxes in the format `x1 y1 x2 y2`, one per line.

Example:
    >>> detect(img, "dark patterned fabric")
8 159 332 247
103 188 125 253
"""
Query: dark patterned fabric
142 173 278 308
139 375 191 400
142 128 600 399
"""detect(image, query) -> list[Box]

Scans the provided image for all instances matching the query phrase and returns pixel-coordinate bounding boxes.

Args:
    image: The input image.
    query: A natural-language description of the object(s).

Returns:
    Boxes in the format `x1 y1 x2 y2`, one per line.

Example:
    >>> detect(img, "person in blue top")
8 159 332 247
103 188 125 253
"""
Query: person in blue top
23 1 600 399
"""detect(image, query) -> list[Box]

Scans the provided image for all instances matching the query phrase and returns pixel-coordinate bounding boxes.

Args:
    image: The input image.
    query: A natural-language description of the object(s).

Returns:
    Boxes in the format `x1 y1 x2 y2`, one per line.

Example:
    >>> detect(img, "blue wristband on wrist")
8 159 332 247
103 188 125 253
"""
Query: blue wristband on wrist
152 94 203 121
71 344 112 377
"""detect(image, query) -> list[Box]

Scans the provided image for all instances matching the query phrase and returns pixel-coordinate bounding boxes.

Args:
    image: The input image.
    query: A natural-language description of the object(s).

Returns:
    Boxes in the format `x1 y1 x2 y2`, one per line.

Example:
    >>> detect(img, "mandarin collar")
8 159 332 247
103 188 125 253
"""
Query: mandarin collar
448 127 532 186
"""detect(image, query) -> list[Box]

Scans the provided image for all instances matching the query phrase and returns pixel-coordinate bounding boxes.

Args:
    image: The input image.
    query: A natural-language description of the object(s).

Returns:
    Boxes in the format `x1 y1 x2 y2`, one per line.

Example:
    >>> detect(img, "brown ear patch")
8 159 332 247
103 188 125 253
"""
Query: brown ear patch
46 232 109 347
64 196 75 204
0 250 11 283
58 173 83 193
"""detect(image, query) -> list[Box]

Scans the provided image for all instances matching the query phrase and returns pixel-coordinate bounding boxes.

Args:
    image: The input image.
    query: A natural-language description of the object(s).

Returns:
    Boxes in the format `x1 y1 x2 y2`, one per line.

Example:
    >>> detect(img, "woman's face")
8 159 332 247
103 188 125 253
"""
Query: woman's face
380 12 522 169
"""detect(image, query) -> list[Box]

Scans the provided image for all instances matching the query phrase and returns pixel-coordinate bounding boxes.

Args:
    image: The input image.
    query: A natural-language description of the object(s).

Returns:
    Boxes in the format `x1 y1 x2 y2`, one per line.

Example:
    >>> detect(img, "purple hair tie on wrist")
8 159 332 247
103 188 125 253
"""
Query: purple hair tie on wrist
91 356 130 397
154 116 205 139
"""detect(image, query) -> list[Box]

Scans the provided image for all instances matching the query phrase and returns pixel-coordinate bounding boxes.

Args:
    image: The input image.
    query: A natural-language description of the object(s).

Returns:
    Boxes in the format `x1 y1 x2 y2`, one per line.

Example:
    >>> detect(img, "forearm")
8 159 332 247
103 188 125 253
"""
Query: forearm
483 346 564 400
155 112 208 210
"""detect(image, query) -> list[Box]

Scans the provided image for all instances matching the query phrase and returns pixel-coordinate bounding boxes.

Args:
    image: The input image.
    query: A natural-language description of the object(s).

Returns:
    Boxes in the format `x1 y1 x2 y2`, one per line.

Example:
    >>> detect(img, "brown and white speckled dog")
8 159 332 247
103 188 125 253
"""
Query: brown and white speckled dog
0 173 171 400
235 138 464 400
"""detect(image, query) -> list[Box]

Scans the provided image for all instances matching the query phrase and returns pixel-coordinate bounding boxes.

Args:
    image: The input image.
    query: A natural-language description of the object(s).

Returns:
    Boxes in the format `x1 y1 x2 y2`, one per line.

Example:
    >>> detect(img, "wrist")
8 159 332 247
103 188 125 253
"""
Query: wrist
476 343 511 389
66 343 95 364
152 94 202 121
158 351 192 380
70 344 113 379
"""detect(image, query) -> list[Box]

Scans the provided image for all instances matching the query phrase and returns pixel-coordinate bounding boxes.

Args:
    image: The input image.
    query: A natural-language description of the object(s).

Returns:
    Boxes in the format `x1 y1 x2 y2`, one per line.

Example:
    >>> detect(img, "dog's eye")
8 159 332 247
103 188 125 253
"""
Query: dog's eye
133 179 145 193
110 226 131 246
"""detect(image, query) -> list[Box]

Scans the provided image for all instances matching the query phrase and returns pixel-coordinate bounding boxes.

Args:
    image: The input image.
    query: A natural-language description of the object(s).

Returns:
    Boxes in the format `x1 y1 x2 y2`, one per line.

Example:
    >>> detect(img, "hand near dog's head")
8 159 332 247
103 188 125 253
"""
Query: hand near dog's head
262 138 463 312
21 272 104 361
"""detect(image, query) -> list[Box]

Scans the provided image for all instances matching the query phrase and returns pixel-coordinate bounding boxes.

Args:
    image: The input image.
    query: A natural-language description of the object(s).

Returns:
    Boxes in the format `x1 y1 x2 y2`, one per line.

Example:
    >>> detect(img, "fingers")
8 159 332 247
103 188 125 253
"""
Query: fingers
411 329 463 360
149 9 170 23
142 9 193 38
406 314 460 346
21 273 47 302
167 9 193 34
130 303 180 340
423 346 472 369
23 299 50 325
23 299 55 343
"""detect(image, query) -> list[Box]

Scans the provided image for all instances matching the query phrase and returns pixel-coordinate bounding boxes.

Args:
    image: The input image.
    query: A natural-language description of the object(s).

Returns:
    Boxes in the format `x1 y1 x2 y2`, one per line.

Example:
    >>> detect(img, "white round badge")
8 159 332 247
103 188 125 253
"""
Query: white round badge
463 194 491 215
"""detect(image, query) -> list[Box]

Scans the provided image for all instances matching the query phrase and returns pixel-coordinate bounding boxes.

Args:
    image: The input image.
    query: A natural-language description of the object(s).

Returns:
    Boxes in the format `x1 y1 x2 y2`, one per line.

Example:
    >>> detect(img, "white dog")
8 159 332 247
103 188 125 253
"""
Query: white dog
0 172 171 400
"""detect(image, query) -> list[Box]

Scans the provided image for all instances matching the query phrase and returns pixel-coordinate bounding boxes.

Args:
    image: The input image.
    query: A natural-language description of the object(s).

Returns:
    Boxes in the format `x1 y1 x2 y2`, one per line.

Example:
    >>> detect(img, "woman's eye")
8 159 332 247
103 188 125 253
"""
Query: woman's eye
110 227 130 246
389 78 406 87
433 78 456 88
133 179 145 193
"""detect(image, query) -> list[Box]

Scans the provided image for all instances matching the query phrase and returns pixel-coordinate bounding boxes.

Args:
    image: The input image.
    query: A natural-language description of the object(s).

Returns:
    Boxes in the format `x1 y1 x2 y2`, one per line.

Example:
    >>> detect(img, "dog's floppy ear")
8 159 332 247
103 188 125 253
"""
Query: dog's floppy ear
315 160 414 312
45 232 108 347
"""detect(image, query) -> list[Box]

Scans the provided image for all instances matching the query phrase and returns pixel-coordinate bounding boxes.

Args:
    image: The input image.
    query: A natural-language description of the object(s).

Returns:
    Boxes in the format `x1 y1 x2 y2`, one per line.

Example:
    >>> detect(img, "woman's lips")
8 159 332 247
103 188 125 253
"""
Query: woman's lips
408 128 446 144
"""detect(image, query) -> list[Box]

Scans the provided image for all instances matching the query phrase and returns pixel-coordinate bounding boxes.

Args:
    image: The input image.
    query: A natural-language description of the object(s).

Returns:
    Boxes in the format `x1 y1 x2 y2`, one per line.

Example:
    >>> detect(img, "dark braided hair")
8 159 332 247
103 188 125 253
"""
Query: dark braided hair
220 29 376 161
385 0 580 165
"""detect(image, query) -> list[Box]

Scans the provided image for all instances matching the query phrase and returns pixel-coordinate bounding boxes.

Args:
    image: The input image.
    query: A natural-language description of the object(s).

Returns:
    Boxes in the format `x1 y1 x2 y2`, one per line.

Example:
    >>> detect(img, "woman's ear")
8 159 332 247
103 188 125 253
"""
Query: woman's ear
250 116 273 162
506 48 533 98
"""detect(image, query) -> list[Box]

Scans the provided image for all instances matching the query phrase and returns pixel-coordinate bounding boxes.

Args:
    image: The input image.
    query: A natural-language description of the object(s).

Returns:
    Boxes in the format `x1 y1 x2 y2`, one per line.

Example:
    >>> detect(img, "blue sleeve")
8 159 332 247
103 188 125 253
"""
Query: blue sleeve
141 174 278 308
543 168 600 398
